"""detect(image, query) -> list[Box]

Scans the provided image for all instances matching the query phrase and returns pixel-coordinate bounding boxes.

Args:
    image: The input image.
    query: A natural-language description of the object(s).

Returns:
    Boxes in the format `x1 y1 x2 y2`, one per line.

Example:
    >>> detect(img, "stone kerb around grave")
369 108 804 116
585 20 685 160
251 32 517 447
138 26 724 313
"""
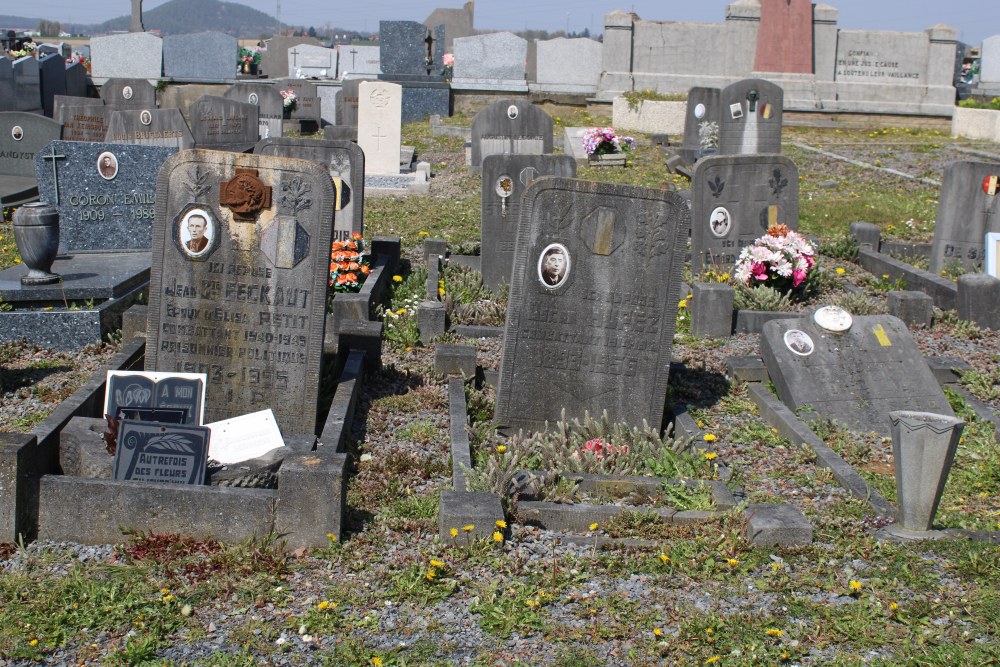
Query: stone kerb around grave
951 106 1000 143
611 97 685 135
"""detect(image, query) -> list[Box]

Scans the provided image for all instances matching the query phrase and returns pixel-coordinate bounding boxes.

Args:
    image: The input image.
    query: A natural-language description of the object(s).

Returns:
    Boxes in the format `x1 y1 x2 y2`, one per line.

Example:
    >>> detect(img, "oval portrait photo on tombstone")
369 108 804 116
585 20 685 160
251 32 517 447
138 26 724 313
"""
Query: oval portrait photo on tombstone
709 206 731 238
784 329 815 357
538 243 570 289
179 208 215 258
139 109 152 126
96 151 119 180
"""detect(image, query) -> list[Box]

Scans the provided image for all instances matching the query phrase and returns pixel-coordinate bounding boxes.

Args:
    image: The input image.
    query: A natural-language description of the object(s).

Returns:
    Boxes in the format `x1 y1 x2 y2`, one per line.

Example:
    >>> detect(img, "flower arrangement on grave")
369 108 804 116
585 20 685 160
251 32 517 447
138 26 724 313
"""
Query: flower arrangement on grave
329 233 371 293
733 224 816 293
238 46 261 73
581 127 636 156
279 89 297 116
442 52 454 79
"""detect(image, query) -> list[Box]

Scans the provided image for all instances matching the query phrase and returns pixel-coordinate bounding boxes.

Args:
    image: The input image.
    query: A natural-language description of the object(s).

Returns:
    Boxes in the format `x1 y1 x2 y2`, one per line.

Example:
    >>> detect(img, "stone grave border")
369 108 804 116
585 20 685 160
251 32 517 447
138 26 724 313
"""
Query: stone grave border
728 354 1000 543
0 339 365 548
438 369 813 548
416 238 501 342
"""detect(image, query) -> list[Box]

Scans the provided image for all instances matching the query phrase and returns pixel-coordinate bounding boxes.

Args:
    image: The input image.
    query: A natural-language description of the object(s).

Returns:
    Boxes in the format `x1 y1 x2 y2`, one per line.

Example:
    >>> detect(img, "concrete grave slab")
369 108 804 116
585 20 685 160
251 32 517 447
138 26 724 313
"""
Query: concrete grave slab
718 78 784 155
224 82 283 140
451 32 527 91
470 99 553 167
100 77 157 111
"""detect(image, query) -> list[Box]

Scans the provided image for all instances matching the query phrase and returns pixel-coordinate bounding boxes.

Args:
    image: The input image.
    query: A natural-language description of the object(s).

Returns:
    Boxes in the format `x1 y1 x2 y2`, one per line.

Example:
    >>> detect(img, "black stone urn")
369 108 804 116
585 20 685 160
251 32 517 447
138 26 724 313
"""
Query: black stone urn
12 202 61 286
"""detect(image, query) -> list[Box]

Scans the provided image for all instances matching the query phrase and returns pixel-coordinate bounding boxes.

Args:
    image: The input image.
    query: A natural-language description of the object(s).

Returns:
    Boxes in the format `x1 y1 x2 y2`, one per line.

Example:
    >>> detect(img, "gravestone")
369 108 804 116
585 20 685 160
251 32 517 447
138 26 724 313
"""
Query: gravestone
100 78 157 111
38 53 67 118
188 95 258 151
338 44 380 79
754 0 813 74
224 82 283 140
335 78 374 127
679 87 723 164
424 2 474 50
12 56 41 113
163 31 238 81
982 35 1000 84
718 79 784 155
0 57 14 112
38 43 71 59
147 150 335 433
130 0 144 32
480 154 577 288
533 38 602 94
90 33 163 80
760 314 953 436
34 140 176 252
289 44 337 79
357 81 401 176
929 161 1000 273
451 32 527 91
470 99 553 167
106 108 194 149
255 137 364 241
0 112 62 207
378 21 449 123
261 36 319 79
284 79 321 123
65 62 88 98
54 97 111 143
690 154 799 274
495 178 690 434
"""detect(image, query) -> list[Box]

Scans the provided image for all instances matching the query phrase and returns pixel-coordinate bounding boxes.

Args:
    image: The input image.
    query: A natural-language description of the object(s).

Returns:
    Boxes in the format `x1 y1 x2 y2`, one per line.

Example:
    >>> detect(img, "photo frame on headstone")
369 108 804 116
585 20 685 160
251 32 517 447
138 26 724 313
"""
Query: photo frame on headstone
105 370 207 425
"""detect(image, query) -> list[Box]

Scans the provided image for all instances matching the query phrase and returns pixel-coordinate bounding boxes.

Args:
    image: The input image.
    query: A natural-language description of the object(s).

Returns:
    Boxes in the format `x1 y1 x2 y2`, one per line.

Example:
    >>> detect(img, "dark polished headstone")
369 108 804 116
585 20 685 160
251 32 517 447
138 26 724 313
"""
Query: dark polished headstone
0 57 14 112
495 178 690 434
380 21 442 76
718 78 783 155
11 56 41 113
65 62 88 98
0 252 150 303
53 97 111 143
38 53 67 118
100 77 157 111
189 95 258 151
105 108 194 149
224 82 283 140
0 111 62 207
930 161 1000 273
470 99 553 167
113 420 210 485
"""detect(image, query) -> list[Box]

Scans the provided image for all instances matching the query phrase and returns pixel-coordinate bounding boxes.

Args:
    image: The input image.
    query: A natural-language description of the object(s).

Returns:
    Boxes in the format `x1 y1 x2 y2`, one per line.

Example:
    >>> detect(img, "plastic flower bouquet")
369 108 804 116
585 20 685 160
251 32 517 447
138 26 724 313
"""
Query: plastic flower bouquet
239 46 261 65
279 89 298 112
581 127 636 156
733 224 816 293
329 233 371 293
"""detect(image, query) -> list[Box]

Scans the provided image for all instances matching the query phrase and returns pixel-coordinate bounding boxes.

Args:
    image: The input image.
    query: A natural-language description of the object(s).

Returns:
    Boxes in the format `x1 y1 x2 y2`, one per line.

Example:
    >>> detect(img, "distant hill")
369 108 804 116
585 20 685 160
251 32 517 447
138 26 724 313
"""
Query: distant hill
0 15 44 31
93 0 278 37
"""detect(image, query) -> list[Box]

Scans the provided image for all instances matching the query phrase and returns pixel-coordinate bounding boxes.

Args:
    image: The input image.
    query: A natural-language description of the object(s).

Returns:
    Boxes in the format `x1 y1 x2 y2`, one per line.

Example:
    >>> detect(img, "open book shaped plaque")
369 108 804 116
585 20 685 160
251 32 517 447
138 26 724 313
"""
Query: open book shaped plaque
105 371 207 426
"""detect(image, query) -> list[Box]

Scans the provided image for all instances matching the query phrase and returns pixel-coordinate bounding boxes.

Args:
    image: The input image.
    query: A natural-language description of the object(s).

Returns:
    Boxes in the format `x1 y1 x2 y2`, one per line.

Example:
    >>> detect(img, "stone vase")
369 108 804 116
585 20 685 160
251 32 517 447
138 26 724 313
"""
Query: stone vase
12 202 61 286
889 410 965 532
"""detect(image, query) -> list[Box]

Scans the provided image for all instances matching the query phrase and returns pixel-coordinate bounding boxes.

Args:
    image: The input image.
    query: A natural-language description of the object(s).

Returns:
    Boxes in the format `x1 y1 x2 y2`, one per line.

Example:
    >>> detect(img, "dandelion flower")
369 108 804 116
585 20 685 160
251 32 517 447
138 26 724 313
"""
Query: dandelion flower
706 656 720 664
835 267 846 275
419 231 429 236
654 627 663 637
889 602 899 611
658 553 670 564
449 528 458 538
705 628 714 635
29 639 38 647
849 579 863 592
430 559 444 568
317 600 330 610
727 558 739 567
425 568 437 581
704 452 718 460
703 433 717 442
771 562 781 571
462 524 474 532
492 531 503 542
495 520 507 529
496 445 507 454
589 523 599 531
678 299 688 308
392 274 403 282
372 659 384 667
766 628 784 637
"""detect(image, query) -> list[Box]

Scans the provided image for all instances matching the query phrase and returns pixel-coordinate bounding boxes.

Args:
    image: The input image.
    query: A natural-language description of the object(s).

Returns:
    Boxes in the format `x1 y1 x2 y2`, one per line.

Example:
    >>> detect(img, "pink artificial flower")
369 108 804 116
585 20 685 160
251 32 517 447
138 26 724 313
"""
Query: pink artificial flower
792 269 807 287
751 263 769 281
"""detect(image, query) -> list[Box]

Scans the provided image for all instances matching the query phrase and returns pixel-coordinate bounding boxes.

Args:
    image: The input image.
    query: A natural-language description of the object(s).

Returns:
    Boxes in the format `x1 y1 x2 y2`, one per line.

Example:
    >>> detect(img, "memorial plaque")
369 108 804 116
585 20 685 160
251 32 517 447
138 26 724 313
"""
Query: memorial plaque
105 370 206 425
224 82 283 140
495 178 690 434
34 140 176 252
481 154 576 289
106 108 194 149
929 161 1000 273
100 77 157 111
0 112 62 207
718 78 783 155
284 79 321 122
147 150 335 433
113 420 210 485
690 154 799 274
189 95 258 151
470 99 554 167
760 314 954 436
255 137 364 241
54 97 112 143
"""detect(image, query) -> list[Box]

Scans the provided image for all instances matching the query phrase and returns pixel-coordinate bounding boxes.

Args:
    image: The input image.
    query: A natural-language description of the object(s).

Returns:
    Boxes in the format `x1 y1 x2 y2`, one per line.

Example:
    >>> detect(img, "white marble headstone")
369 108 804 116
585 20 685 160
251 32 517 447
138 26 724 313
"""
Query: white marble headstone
357 81 401 176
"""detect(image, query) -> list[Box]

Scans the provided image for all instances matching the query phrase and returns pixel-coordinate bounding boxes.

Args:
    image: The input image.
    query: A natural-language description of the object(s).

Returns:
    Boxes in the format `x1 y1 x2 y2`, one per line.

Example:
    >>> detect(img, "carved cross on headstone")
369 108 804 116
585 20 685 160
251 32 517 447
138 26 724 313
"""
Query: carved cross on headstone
290 48 300 67
41 144 66 205
424 31 435 75
130 0 144 33
349 48 358 69
372 126 387 150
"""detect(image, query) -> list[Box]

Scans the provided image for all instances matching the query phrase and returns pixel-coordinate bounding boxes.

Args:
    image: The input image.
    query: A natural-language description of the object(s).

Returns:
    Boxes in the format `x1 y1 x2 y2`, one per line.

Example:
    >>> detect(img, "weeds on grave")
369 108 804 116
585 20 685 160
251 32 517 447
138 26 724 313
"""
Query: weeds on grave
733 283 793 312
819 233 859 261
441 264 508 326
865 272 907 294
833 291 885 315
959 366 1000 403
622 88 685 112
377 266 425 349
471 580 553 638
936 309 983 340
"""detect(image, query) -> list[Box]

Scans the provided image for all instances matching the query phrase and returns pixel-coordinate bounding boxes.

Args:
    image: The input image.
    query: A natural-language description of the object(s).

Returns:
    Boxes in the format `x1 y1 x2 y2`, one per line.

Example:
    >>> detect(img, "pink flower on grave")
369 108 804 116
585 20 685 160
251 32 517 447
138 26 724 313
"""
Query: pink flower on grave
442 53 454 67
750 262 769 282
792 268 807 287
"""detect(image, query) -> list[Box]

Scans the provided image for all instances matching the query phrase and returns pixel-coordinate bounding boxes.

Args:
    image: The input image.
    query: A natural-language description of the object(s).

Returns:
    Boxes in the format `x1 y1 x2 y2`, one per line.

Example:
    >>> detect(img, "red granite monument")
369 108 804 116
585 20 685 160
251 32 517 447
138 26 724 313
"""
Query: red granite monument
754 0 814 74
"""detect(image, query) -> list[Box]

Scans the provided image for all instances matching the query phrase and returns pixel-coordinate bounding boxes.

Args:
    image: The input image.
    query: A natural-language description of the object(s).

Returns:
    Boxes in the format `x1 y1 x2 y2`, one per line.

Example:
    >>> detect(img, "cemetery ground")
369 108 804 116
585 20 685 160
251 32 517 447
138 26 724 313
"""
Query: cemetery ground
0 116 999 665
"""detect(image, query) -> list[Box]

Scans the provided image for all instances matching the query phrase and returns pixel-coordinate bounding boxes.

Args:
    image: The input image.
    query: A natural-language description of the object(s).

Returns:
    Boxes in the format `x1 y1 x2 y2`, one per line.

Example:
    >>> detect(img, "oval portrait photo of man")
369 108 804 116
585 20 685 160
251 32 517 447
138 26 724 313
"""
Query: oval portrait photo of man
537 243 570 289
179 208 215 258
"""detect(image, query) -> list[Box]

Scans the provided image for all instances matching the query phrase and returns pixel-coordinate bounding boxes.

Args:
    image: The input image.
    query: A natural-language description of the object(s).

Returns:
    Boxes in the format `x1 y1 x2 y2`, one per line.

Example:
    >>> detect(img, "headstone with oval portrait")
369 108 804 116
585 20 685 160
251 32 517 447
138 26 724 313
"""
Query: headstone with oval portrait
0 111 63 207
760 312 953 436
34 140 177 252
480 153 577 289
223 82 284 141
146 150 335 433
105 108 194 150
495 178 690 435
690 154 799 275
470 99 554 168
100 77 157 111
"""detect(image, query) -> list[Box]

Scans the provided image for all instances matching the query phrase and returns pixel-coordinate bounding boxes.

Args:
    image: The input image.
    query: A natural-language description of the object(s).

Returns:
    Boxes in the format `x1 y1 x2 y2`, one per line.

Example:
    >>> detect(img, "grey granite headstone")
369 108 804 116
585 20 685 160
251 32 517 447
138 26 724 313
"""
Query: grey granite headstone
90 33 163 81
38 43 69 59
982 35 1000 84
224 82 283 140
718 78 783 155
380 21 440 76
284 79 321 121
397 81 450 124
929 161 1000 273
0 57 14 112
470 99 553 167
680 87 722 163
12 56 41 113
38 53 67 118
189 95 258 151
261 36 319 79
690 154 799 274
65 62 88 98
289 44 337 79
163 31 238 81
533 37 602 94
34 140 176 252
451 32 527 91
335 78 373 126
255 137 364 241
147 150 335 433
100 77 157 111
113 420 210 485
106 108 194 149
54 97 111 143
480 154 577 288
495 178 690 434
760 314 953 437
338 44 380 79
0 111 62 207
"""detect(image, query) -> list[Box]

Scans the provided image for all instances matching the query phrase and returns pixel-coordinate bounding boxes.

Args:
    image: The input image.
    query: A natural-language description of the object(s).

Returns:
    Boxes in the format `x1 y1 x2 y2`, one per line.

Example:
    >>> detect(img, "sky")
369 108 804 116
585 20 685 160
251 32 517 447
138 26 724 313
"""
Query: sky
17 0 998 45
